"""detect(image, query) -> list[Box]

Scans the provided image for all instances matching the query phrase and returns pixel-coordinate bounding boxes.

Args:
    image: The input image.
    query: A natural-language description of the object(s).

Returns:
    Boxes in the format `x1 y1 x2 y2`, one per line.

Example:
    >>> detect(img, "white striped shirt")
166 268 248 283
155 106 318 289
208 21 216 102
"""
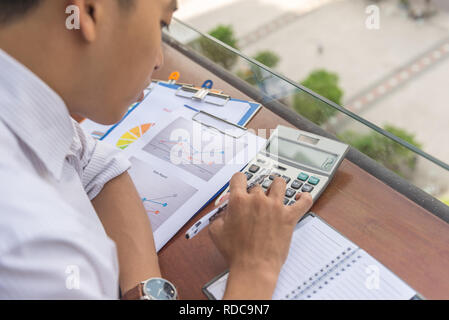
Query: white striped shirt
0 49 131 299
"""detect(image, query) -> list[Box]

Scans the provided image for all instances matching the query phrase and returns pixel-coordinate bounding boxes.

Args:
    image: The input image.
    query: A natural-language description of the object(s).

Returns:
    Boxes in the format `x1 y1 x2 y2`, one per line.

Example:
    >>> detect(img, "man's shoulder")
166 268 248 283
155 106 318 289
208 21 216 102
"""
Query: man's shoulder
0 122 76 251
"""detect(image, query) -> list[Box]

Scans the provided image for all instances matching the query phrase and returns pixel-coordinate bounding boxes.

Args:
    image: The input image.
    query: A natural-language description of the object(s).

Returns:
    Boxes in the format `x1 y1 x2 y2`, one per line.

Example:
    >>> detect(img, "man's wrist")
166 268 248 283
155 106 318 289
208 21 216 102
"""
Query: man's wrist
224 264 280 300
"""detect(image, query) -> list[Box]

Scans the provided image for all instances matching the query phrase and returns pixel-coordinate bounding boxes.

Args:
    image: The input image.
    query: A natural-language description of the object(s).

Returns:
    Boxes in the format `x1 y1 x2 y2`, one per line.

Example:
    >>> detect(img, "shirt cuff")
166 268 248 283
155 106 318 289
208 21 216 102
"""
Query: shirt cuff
81 140 131 200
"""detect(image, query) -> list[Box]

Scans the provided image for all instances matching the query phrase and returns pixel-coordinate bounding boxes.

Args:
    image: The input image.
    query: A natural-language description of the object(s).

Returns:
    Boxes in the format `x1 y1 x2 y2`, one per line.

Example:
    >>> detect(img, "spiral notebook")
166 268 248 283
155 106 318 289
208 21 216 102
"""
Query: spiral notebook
203 213 423 300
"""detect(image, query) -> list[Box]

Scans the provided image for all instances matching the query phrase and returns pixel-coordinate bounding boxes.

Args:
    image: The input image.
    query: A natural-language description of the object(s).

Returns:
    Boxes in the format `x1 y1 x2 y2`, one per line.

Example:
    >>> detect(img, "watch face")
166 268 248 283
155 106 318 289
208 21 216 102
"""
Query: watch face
144 278 176 300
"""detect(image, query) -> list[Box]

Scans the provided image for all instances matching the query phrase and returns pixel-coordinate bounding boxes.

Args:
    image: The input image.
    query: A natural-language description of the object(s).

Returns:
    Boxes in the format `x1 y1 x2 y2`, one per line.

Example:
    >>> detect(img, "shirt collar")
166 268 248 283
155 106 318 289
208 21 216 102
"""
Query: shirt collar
0 48 74 180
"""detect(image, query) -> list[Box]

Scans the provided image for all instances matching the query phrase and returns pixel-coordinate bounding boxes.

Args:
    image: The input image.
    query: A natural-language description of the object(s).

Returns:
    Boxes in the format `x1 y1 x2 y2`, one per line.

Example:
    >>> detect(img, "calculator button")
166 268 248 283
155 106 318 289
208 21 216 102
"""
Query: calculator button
301 184 314 193
244 172 253 180
291 180 303 190
308 176 320 185
285 188 296 198
262 180 272 189
281 175 291 184
297 172 309 181
248 164 260 173
283 198 289 205
288 200 296 206
275 165 287 171
269 173 281 180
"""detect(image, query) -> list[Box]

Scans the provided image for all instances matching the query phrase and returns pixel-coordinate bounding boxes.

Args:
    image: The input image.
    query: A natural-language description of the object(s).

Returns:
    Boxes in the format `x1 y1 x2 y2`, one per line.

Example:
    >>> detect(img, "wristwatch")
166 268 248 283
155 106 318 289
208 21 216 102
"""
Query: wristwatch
123 278 178 300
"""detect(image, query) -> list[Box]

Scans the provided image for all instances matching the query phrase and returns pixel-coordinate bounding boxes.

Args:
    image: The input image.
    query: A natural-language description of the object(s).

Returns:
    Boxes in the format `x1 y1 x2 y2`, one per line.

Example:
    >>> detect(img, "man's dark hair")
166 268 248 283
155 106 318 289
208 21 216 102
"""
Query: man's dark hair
0 0 43 25
0 0 133 26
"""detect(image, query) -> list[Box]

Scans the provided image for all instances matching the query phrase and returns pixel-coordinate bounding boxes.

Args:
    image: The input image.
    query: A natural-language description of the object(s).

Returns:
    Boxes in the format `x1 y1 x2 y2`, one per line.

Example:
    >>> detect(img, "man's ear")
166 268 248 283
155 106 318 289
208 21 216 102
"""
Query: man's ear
69 0 102 43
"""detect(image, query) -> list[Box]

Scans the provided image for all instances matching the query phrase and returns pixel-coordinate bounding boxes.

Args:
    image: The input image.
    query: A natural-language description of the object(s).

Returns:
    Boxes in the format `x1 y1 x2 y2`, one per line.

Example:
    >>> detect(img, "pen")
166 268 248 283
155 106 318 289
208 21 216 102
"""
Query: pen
185 200 228 239
185 169 271 239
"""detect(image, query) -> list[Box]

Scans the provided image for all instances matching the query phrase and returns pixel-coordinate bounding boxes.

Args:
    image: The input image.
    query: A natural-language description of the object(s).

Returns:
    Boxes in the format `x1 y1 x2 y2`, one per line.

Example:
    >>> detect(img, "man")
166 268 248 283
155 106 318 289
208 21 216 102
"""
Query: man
0 0 312 299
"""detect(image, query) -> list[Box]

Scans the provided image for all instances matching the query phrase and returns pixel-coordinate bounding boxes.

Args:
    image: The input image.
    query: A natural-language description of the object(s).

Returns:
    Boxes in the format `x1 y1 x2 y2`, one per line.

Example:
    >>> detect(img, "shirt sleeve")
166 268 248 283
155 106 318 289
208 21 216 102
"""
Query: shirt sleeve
71 119 131 200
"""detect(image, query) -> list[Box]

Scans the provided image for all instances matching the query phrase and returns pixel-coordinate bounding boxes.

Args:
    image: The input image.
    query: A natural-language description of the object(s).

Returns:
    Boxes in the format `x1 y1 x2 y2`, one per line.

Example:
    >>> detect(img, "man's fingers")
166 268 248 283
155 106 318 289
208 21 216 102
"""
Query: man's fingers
267 177 286 200
229 172 248 194
248 184 264 195
218 193 230 205
289 192 313 220
208 215 225 239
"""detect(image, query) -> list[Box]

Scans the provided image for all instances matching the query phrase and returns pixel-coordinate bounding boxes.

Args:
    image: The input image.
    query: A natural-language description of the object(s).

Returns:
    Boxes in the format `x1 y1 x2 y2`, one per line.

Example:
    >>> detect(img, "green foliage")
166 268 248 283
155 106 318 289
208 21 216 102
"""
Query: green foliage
338 125 422 178
236 50 281 85
399 0 410 7
293 69 344 125
209 25 239 49
236 68 256 84
301 70 343 105
193 25 239 70
253 50 280 68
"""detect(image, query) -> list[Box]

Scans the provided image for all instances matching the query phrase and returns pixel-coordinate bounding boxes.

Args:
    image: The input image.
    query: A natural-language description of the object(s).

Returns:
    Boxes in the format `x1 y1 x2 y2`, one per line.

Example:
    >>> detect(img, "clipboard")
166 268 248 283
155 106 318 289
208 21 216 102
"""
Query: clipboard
81 73 262 141
176 80 231 106
153 80 261 128
192 111 247 139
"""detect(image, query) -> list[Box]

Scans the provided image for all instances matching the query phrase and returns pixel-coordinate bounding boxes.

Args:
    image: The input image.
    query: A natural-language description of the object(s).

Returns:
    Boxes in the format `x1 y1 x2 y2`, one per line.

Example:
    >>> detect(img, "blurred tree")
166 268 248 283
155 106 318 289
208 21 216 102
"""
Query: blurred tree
237 50 281 85
253 50 280 68
208 25 239 48
194 25 239 70
338 125 422 178
293 69 343 126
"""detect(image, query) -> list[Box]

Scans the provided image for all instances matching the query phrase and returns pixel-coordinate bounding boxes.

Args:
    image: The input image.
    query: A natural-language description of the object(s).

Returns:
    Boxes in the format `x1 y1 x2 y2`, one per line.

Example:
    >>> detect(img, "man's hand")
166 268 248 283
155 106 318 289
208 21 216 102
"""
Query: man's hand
209 172 313 299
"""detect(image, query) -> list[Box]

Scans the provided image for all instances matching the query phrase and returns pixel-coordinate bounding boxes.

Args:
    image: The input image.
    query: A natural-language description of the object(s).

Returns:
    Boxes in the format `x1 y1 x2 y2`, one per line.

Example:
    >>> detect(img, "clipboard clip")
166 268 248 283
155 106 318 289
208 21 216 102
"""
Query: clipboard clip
176 80 231 106
167 71 180 84
194 80 213 100
192 110 247 139
152 71 192 87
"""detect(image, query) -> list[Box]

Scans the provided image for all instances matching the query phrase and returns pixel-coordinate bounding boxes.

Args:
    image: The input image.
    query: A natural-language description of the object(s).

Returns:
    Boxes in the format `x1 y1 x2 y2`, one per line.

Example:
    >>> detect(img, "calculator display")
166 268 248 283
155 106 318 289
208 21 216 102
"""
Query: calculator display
266 137 338 172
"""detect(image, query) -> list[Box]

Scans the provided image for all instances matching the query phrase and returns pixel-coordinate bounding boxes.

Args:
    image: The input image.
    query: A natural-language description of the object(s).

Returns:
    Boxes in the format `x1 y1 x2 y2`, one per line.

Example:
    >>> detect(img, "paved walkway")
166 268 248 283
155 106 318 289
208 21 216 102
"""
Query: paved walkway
340 37 449 117
238 0 339 48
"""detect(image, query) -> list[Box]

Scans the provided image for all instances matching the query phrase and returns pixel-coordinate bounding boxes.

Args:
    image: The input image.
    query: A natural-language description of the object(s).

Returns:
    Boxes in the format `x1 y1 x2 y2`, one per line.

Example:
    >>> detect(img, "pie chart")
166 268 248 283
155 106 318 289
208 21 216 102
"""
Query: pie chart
116 123 154 150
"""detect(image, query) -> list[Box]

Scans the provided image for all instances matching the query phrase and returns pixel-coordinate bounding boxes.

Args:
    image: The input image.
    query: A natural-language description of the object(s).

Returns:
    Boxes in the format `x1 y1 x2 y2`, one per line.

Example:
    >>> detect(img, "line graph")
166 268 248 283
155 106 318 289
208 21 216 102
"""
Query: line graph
128 157 197 231
143 117 246 181
157 138 225 166
142 194 177 214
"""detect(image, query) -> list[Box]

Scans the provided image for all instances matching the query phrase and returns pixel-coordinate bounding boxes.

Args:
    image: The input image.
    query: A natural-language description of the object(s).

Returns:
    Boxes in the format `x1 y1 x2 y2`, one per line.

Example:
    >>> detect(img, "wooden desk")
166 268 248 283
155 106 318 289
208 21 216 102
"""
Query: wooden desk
151 43 449 300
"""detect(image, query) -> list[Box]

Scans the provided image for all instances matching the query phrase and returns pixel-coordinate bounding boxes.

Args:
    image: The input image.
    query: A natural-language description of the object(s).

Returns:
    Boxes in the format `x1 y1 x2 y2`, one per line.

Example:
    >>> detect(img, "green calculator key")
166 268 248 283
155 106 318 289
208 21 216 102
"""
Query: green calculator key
308 176 320 185
297 172 309 181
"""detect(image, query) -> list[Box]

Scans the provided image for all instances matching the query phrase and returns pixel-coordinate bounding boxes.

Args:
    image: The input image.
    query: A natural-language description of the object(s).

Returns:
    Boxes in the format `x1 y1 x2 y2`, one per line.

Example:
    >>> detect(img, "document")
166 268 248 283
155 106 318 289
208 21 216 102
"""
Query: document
100 102 266 251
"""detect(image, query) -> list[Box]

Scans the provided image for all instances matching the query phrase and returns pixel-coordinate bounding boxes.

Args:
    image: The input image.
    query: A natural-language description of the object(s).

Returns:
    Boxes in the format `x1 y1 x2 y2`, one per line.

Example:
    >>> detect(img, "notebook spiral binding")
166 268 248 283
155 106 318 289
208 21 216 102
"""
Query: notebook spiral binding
284 247 358 300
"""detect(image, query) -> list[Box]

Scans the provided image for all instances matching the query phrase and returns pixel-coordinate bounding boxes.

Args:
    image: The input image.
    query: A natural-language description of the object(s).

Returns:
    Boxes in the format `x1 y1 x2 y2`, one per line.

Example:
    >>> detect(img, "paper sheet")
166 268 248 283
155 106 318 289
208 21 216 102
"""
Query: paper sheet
111 104 266 251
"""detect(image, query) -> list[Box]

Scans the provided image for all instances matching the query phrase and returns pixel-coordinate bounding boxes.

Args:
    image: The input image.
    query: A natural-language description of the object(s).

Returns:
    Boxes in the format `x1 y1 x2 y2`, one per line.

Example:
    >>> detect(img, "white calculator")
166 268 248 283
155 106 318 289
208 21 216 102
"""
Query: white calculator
216 125 349 205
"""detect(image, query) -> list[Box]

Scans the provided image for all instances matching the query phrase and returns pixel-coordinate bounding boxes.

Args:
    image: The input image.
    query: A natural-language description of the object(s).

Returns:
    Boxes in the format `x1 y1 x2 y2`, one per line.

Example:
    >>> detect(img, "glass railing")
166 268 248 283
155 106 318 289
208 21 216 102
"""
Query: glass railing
163 18 449 209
